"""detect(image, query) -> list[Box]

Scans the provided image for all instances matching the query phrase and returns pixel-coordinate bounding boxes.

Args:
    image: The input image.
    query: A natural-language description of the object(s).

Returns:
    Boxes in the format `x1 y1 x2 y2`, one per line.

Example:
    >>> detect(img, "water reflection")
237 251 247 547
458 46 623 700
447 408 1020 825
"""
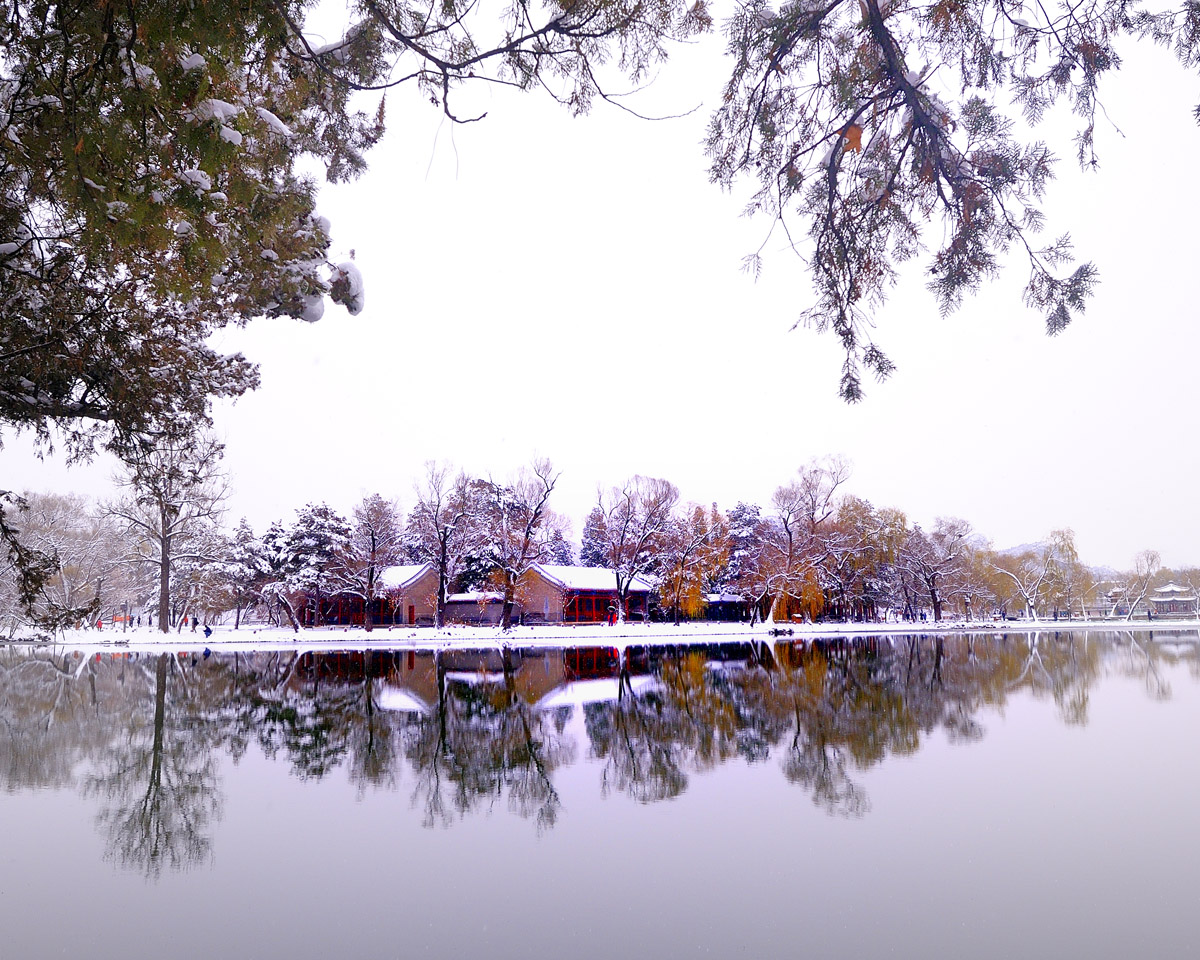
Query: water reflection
1 630 1196 873
84 653 222 876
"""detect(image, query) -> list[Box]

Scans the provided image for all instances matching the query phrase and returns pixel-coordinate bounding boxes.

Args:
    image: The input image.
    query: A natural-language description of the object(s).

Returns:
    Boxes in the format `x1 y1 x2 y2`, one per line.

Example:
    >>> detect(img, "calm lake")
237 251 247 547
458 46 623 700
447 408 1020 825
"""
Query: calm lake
2 630 1198 960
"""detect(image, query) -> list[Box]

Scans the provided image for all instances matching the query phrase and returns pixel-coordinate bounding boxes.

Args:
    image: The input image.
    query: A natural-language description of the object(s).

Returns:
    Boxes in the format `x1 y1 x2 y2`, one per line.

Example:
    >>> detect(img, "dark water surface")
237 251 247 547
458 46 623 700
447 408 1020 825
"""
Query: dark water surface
2 631 1199 960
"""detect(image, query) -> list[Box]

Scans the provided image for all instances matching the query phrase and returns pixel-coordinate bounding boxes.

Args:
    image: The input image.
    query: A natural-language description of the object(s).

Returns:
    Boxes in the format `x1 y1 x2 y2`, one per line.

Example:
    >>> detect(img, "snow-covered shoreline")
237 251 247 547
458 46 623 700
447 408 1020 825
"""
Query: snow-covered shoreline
6 617 1197 653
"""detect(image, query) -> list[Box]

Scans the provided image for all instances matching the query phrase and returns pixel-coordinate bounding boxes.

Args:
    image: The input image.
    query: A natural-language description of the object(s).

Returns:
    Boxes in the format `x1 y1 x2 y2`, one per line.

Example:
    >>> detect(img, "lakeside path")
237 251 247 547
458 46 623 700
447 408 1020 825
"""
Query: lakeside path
7 618 1200 653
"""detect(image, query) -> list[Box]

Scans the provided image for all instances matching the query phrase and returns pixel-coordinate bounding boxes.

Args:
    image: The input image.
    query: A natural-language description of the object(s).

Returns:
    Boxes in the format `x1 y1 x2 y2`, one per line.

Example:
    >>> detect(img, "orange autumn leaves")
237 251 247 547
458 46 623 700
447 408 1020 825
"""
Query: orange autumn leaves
842 123 863 153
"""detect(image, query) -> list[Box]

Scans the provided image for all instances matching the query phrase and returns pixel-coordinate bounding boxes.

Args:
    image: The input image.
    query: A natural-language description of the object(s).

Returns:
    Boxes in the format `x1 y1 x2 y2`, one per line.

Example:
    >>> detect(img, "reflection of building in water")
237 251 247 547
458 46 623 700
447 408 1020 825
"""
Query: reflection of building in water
380 649 440 713
626 640 761 674
1150 583 1196 618
364 646 626 714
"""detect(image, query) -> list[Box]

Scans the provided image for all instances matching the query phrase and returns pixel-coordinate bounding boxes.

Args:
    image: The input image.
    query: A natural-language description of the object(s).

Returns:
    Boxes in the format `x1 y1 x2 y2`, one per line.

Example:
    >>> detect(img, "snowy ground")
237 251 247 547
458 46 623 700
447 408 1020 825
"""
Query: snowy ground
5 617 1198 654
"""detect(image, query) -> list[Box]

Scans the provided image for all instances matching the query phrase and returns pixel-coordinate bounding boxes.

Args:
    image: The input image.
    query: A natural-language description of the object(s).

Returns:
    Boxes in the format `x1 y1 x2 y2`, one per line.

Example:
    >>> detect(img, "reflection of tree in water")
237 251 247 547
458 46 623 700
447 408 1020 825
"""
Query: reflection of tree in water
0 651 107 791
585 653 758 803
233 649 575 829
1119 632 1174 702
992 632 1103 725
3 631 1194 845
402 651 575 831
582 633 1119 817
585 690 689 803
84 654 222 877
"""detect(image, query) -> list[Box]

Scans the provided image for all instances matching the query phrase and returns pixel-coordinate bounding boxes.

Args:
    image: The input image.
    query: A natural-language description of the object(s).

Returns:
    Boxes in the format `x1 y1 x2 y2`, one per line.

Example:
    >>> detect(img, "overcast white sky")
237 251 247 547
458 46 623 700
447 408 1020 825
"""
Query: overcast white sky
3 14 1198 570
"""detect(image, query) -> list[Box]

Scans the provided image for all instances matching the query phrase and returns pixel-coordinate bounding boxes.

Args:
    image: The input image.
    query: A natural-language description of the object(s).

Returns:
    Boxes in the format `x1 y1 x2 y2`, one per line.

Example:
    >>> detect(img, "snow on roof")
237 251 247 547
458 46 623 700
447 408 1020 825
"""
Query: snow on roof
378 563 431 590
533 564 652 592
1154 582 1192 595
446 592 503 603
536 675 658 709
706 593 745 603
376 685 432 714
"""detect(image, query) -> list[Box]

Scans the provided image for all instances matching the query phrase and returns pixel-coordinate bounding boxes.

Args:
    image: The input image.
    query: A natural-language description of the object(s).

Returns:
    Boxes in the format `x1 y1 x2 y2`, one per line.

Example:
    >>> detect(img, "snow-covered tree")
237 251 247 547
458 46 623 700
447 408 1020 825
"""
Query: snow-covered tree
758 458 851 622
286 503 353 627
991 530 1088 620
579 507 609 568
406 462 485 628
594 476 679 622
705 0 1177 399
0 1 710 455
106 431 228 633
820 496 877 620
899 517 971 622
0 3 386 461
216 519 268 629
478 459 562 631
0 491 118 633
1042 528 1093 618
168 524 234 629
258 521 303 631
723 501 769 622
1119 549 1162 621
346 494 405 631
659 504 724 625
543 529 575 566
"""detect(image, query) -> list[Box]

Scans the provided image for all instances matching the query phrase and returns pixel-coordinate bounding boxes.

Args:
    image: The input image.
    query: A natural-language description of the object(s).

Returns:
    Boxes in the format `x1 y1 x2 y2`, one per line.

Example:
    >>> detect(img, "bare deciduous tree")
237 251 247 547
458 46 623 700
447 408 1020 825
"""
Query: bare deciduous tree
595 476 679 622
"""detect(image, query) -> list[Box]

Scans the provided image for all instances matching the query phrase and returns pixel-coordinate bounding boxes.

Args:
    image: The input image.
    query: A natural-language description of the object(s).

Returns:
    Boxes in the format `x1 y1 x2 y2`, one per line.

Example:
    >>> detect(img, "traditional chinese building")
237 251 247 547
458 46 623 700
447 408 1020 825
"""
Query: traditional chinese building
310 563 440 626
520 564 653 623
1149 582 1196 618
444 591 505 624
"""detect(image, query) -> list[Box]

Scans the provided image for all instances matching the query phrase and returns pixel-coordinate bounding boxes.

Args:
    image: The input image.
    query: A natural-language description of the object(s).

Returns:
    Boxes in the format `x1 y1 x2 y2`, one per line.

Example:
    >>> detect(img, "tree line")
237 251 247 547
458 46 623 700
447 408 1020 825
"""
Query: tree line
0 447 1185 637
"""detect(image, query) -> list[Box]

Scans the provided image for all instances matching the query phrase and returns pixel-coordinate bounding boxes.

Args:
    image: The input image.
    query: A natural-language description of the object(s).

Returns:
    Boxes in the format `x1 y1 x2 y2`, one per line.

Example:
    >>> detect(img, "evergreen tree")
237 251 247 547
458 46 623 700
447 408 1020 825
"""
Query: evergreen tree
579 507 609 568
0 0 708 461
106 430 228 632
222 519 268 629
286 503 352 627
544 530 575 566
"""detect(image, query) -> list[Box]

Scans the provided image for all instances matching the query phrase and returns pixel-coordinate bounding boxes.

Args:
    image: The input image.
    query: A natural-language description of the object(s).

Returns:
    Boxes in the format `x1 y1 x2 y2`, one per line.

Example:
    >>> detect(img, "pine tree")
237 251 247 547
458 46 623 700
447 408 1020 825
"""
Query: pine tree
286 503 352 627
544 530 575 566
223 519 267 629
579 507 609 568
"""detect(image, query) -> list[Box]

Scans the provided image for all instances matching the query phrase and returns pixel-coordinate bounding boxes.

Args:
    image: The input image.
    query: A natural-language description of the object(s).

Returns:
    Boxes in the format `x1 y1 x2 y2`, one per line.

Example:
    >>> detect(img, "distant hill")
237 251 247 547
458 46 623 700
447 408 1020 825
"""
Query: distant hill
995 541 1120 578
994 541 1047 558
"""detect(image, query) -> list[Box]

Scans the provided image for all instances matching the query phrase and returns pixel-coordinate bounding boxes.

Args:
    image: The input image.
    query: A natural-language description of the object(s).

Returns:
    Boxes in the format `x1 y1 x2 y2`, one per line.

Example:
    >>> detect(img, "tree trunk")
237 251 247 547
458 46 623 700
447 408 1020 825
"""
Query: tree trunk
149 654 168 794
277 594 301 632
500 576 516 632
158 528 171 634
364 566 375 632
